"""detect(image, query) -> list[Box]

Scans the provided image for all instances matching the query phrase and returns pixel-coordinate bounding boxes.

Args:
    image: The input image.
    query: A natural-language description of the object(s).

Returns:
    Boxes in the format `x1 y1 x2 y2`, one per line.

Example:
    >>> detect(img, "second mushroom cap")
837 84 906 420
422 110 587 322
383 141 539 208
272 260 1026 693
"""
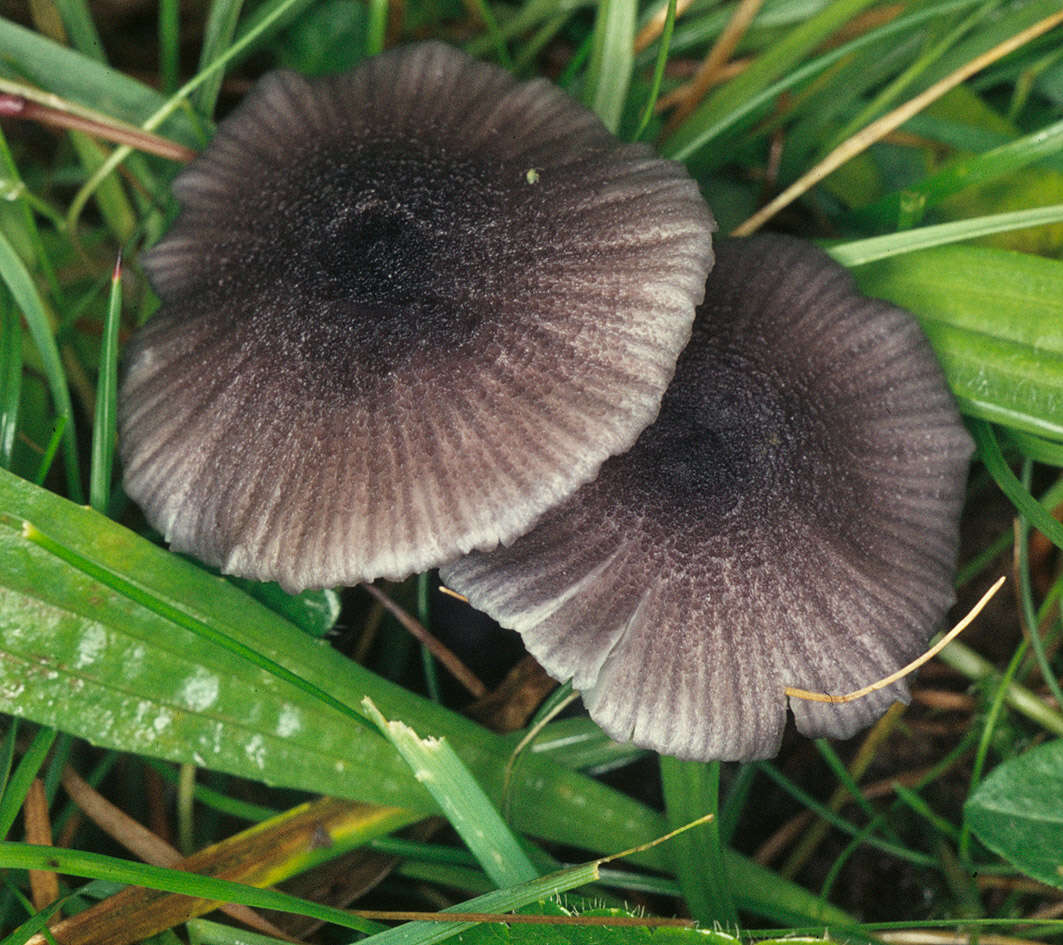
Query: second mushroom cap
442 235 973 762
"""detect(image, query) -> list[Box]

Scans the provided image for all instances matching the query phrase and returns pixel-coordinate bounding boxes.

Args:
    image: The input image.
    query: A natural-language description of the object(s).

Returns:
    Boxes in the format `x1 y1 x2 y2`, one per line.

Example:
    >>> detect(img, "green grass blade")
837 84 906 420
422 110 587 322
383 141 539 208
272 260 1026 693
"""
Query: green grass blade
66 0 315 232
830 204 1063 265
0 841 384 934
357 862 602 945
660 757 737 926
969 420 1063 554
193 0 247 118
0 727 56 839
633 0 676 141
365 0 387 57
854 116 1063 227
662 0 880 160
1006 428 1063 465
0 298 21 470
187 919 292 945
582 0 636 132
824 1 994 157
364 699 540 888
0 230 80 500
851 245 1063 441
52 0 107 61
0 18 198 145
159 0 181 94
21 519 378 733
89 255 122 514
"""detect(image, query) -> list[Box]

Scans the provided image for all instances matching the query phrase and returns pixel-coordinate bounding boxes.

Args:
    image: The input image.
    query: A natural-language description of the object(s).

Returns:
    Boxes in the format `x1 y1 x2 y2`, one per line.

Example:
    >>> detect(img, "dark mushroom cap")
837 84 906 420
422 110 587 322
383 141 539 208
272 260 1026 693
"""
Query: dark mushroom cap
119 42 715 592
441 234 973 762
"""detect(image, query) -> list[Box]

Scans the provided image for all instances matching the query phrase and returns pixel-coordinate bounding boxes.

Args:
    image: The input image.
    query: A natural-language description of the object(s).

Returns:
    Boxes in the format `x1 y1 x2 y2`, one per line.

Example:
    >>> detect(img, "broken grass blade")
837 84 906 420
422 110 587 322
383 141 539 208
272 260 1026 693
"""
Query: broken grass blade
362 698 538 889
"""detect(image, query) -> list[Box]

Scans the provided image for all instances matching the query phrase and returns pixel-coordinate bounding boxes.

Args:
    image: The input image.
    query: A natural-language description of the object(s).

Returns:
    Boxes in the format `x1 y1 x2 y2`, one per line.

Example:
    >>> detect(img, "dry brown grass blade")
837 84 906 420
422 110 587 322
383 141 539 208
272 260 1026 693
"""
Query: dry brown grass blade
635 0 698 53
24 779 60 913
59 767 292 939
0 93 196 163
785 576 1006 705
362 582 487 698
28 797 415 945
731 9 1063 235
662 0 765 132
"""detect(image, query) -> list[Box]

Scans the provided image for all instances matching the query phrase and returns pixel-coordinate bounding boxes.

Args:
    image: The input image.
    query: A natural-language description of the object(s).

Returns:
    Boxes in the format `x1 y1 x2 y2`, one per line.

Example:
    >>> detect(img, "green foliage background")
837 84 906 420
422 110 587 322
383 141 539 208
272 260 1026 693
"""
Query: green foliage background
1 0 1062 942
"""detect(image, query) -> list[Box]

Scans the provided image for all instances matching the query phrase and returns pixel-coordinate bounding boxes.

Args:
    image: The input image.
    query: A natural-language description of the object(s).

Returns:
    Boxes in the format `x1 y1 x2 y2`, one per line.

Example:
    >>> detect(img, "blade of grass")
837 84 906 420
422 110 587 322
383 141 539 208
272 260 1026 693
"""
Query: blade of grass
854 116 1063 228
829 204 1063 265
851 244 1063 442
970 420 1063 554
938 639 1063 738
365 0 387 57
1007 428 1063 466
187 919 291 945
0 19 198 144
0 298 20 470
634 0 677 141
159 0 180 95
824 0 997 156
21 520 379 735
356 861 603 945
0 841 384 935
192 0 247 118
66 0 315 234
731 8 1063 235
88 255 122 515
363 699 539 888
0 232 79 500
663 0 880 160
582 0 636 133
52 0 106 61
0 728 56 840
1015 461 1063 710
38 796 414 945
660 757 737 926
31 417 66 486
755 762 940 869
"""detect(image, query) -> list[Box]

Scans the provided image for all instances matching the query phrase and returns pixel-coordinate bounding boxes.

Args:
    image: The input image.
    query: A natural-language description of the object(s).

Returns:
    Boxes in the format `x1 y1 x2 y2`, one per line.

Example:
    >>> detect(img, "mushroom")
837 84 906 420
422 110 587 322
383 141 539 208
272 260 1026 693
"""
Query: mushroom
118 41 715 592
441 234 973 762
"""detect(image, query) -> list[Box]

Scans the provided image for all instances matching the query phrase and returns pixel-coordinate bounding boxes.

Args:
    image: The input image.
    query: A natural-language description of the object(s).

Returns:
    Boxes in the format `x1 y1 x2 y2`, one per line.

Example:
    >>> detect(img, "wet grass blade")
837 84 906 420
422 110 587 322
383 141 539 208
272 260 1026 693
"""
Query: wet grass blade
0 232 80 501
582 0 636 132
89 255 122 515
365 699 539 888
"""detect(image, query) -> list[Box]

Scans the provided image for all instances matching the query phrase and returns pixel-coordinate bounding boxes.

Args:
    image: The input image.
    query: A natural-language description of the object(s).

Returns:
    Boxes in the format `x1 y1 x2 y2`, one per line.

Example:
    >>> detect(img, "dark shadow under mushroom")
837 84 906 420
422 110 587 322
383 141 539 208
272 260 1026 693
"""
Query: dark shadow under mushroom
441 234 973 762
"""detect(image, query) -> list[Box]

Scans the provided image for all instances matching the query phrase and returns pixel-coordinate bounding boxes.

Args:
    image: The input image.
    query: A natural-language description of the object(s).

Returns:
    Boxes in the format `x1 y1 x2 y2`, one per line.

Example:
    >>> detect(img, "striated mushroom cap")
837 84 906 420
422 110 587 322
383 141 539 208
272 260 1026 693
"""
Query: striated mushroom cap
441 234 973 762
119 41 715 591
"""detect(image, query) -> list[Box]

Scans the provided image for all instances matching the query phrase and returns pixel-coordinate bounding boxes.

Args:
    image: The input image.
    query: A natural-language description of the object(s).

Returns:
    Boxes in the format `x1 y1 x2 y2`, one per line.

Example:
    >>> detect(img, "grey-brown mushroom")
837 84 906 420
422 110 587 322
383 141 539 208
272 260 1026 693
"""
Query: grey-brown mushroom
441 234 972 762
118 42 715 592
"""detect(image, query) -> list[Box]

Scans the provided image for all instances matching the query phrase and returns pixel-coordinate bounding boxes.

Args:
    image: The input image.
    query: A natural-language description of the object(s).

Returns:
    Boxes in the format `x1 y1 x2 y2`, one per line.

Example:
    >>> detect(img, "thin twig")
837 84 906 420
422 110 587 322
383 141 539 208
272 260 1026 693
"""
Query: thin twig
0 94 196 163
361 583 487 698
786 576 1005 704
59 766 297 942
